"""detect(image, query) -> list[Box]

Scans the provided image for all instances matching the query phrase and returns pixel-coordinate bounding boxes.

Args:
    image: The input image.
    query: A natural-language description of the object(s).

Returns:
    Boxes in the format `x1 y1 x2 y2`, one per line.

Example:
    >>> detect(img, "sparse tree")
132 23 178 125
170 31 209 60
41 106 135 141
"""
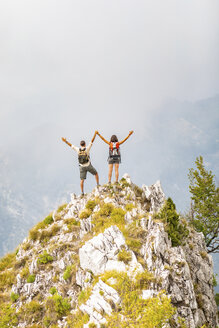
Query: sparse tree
188 156 219 253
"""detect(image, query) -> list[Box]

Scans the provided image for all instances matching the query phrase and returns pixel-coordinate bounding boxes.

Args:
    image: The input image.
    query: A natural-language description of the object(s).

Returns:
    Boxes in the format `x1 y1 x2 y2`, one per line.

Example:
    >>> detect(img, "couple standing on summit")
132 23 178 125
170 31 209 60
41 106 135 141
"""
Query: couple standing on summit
62 130 133 195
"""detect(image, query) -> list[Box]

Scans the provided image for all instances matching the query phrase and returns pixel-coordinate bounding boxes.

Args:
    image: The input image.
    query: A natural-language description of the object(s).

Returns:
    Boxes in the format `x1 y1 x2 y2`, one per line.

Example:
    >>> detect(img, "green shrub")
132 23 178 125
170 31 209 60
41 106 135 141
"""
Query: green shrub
78 288 92 305
37 251 53 265
120 178 131 188
117 249 132 264
18 300 44 324
135 271 156 289
0 271 16 292
66 311 89 328
45 294 71 318
27 274 36 283
89 323 97 328
79 209 92 219
92 204 125 234
86 200 97 211
39 224 60 242
125 237 142 254
20 265 29 278
133 185 143 198
57 204 67 213
64 218 80 232
99 203 114 216
0 252 16 272
63 266 73 281
110 208 126 225
49 287 57 295
125 203 135 211
0 303 18 327
43 214 54 225
155 198 189 247
10 292 19 302
101 271 175 328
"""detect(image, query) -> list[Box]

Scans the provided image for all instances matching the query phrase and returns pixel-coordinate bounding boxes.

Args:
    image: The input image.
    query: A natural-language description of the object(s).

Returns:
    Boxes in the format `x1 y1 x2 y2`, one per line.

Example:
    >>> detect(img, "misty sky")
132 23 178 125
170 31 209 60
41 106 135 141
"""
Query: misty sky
0 1 219 225
0 0 219 146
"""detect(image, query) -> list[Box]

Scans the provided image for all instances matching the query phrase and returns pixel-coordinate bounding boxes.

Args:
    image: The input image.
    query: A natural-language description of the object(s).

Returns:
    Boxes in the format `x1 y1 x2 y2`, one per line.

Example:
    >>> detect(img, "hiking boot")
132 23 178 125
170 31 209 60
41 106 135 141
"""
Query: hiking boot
81 192 84 197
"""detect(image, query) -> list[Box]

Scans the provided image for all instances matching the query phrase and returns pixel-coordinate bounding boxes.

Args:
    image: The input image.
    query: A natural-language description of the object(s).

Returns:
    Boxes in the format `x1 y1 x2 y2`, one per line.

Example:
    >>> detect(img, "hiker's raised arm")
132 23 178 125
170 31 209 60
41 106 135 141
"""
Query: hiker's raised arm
119 130 134 145
91 131 98 143
97 132 110 145
61 137 72 148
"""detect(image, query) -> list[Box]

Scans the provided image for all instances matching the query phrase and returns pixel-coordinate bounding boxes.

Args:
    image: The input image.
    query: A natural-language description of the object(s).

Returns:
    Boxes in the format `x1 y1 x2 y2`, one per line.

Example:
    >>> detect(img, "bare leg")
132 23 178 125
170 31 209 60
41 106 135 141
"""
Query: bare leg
95 173 99 186
108 164 113 183
80 180 84 193
115 163 119 182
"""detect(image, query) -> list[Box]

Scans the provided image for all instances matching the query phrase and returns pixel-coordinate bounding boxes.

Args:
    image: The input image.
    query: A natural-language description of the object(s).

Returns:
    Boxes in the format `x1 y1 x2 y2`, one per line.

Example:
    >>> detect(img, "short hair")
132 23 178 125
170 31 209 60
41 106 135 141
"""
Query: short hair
80 140 86 147
110 135 118 143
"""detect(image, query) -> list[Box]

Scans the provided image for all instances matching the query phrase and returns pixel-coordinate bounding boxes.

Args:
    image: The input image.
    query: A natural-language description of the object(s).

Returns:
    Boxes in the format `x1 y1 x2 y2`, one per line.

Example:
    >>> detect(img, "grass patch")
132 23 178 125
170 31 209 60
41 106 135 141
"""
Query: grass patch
92 205 126 234
78 287 92 305
27 274 36 283
0 303 18 327
0 252 16 272
63 265 73 281
66 311 89 328
79 209 92 219
39 224 60 242
101 271 175 328
120 178 131 188
43 214 54 225
86 200 97 211
29 213 54 241
57 204 67 213
117 249 132 264
10 292 19 303
20 265 30 279
0 270 16 292
45 294 71 320
64 218 80 233
37 251 53 265
49 287 57 295
125 203 135 211
18 300 44 324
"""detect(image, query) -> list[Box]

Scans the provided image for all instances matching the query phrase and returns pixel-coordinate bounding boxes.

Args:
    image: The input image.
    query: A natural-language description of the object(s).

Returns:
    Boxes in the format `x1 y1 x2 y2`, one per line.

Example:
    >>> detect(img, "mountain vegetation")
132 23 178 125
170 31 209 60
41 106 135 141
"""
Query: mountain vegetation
0 176 218 328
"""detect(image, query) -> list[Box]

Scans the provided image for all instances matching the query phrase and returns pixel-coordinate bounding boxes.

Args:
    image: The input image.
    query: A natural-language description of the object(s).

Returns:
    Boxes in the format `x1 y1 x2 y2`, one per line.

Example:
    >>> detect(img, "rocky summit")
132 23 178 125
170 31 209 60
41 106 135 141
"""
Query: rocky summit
0 174 218 328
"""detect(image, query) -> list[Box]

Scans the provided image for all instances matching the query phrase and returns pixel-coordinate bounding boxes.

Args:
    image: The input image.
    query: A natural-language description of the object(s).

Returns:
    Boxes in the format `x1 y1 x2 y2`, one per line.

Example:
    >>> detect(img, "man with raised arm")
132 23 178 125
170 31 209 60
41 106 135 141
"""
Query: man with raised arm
62 131 99 196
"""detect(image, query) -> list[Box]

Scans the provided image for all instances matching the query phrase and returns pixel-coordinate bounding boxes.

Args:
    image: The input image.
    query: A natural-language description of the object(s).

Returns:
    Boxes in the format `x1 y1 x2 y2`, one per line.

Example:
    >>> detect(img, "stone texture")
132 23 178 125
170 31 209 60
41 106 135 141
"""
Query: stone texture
8 174 218 328
142 180 165 213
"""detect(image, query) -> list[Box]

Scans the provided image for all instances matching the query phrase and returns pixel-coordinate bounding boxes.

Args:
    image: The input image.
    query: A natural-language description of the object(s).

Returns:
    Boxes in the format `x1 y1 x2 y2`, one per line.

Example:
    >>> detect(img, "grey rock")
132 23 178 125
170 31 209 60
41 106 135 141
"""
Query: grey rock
142 180 165 213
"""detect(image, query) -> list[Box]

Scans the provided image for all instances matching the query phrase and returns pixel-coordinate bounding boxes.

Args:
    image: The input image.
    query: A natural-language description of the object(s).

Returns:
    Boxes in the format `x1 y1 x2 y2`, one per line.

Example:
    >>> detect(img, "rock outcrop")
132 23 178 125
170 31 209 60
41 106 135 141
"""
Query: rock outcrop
0 174 217 328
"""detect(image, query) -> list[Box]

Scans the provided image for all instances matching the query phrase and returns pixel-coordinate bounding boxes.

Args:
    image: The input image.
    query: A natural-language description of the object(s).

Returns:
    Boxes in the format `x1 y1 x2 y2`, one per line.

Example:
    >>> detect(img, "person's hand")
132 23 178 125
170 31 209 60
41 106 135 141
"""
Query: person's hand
129 130 134 135
62 137 67 142
96 131 100 135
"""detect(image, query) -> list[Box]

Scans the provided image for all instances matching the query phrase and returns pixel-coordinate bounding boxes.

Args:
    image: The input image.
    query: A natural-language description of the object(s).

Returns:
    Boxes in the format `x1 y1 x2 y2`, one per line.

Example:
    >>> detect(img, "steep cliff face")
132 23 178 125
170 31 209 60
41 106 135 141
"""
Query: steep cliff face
0 175 218 328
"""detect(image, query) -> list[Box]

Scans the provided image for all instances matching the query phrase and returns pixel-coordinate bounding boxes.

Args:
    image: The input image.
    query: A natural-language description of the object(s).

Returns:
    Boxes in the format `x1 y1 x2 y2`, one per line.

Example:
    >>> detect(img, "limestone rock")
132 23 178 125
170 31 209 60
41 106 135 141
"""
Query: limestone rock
142 180 165 213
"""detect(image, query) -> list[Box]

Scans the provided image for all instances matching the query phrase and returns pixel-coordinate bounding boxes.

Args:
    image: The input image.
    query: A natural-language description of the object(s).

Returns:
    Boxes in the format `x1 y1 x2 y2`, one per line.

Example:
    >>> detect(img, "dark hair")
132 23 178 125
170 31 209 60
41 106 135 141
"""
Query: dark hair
110 135 118 143
80 140 86 147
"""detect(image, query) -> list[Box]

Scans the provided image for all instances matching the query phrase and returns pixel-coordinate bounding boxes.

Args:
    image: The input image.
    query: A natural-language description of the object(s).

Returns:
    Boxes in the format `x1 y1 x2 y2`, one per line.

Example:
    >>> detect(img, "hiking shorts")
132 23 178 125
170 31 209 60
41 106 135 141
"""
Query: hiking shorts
108 155 121 164
79 163 97 180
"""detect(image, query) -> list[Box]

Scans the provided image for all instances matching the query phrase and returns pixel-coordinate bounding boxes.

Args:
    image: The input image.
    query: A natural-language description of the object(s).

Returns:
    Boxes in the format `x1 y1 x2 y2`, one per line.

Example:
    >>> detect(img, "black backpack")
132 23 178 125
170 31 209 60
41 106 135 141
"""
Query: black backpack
78 148 90 165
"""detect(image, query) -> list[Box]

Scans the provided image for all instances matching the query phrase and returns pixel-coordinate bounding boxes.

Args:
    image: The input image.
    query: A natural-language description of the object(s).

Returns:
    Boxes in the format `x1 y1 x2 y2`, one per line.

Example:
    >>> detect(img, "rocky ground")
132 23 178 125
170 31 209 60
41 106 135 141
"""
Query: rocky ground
0 174 218 328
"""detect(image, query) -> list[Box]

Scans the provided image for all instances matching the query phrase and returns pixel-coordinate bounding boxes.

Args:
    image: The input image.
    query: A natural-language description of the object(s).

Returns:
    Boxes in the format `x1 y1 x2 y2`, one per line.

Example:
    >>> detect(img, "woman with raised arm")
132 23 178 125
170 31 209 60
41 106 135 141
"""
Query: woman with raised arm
97 131 133 184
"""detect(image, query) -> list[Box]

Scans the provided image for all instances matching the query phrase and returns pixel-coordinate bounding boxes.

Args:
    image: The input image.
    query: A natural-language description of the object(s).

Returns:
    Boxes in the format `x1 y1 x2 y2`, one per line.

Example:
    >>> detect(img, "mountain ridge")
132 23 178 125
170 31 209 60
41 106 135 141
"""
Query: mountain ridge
0 174 218 327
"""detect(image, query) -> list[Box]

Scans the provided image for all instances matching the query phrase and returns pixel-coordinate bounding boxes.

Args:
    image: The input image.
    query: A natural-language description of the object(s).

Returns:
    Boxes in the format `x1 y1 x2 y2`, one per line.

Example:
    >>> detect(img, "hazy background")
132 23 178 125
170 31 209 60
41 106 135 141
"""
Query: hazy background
0 0 218 280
